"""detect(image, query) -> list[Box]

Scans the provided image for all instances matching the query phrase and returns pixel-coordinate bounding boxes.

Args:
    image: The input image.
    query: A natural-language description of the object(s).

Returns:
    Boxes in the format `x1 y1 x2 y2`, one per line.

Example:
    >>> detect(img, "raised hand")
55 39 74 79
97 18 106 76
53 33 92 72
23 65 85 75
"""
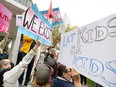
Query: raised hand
33 38 42 52
71 68 82 87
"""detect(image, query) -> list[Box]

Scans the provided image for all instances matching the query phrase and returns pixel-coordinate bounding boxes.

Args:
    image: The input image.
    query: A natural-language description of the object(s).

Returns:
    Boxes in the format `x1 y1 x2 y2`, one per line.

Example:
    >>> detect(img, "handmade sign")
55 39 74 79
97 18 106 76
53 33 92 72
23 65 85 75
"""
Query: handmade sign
58 13 116 87
0 3 12 33
18 4 53 45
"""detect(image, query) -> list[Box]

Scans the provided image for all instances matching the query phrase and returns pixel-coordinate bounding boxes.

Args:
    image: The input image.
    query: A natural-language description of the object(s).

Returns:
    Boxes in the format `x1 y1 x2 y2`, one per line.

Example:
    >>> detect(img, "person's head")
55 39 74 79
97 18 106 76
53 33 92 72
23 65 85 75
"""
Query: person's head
0 59 12 70
58 64 72 80
32 64 53 87
54 50 59 61
50 48 56 58
46 48 57 67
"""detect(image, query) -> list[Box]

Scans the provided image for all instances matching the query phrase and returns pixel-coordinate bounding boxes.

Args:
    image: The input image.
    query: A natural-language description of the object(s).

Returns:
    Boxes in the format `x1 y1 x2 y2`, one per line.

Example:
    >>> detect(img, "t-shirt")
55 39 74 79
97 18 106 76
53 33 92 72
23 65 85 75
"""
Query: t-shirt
20 36 34 53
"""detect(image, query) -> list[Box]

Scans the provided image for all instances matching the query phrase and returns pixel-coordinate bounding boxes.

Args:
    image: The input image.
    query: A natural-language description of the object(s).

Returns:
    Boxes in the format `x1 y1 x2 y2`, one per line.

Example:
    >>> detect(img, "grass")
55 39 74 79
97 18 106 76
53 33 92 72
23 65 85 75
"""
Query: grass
87 78 95 87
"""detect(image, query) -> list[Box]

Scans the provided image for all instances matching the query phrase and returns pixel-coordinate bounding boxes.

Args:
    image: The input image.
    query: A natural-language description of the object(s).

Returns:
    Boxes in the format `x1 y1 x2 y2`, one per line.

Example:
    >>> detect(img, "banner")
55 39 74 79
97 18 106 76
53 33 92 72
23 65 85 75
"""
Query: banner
58 13 116 87
40 7 63 27
18 4 53 46
0 3 12 33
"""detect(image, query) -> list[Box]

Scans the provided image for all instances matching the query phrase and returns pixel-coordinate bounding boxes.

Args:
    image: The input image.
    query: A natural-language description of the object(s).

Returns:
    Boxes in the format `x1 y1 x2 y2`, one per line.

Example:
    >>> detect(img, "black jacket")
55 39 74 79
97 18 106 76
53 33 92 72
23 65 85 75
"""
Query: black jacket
0 69 10 87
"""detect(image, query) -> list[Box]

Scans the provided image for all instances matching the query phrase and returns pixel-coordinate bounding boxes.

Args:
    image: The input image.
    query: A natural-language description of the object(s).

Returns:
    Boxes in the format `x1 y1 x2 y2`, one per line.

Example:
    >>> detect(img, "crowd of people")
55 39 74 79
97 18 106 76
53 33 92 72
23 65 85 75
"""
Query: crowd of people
0 33 82 87
0 32 104 87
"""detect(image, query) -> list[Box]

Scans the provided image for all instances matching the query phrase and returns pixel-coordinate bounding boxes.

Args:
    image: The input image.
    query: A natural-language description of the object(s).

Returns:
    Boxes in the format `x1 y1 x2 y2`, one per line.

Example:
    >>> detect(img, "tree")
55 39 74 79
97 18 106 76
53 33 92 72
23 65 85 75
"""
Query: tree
52 24 78 48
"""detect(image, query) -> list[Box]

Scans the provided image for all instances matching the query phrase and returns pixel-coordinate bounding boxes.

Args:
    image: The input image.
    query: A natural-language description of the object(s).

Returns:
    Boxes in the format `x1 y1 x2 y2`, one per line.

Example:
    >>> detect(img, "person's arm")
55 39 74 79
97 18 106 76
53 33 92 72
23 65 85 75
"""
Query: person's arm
3 39 41 84
71 68 82 87
0 33 9 51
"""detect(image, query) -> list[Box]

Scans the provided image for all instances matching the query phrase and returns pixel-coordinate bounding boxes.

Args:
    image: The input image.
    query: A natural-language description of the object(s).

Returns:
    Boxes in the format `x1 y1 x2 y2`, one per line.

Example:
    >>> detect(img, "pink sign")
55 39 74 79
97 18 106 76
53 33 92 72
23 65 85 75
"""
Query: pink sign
0 3 12 33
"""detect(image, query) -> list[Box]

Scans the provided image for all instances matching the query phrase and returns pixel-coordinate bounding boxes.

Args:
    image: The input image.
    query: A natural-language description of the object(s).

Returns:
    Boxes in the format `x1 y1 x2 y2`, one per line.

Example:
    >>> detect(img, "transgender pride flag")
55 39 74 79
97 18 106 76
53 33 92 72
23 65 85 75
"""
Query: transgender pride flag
18 4 53 46
40 7 63 27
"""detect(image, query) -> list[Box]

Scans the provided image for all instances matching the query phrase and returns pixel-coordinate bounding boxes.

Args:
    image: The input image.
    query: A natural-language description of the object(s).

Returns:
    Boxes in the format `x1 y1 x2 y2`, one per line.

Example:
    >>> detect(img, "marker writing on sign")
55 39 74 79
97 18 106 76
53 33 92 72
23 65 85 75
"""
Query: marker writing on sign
63 32 76 47
23 7 52 41
73 55 116 87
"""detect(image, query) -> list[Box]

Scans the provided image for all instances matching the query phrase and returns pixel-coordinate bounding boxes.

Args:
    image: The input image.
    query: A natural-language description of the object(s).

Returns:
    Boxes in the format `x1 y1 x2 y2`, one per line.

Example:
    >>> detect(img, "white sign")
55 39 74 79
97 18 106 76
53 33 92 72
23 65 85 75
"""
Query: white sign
58 13 116 87
16 15 23 26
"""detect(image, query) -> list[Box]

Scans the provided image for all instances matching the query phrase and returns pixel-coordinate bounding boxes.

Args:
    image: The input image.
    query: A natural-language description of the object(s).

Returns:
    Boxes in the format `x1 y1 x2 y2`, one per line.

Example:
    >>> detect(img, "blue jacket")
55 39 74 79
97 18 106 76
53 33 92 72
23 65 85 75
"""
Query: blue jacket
51 77 75 87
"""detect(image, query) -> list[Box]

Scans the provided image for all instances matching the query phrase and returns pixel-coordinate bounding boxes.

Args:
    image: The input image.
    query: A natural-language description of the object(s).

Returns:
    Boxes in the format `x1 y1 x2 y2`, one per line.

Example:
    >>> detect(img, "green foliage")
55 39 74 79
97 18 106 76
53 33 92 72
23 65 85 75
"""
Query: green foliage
52 24 77 48
87 78 95 87
65 24 77 32
52 25 61 47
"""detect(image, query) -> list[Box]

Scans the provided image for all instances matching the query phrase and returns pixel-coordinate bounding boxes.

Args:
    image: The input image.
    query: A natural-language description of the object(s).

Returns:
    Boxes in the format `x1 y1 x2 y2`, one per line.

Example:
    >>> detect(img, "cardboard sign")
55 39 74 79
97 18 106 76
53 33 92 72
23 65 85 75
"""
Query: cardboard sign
58 13 116 87
0 3 12 33
18 4 53 45
40 7 63 27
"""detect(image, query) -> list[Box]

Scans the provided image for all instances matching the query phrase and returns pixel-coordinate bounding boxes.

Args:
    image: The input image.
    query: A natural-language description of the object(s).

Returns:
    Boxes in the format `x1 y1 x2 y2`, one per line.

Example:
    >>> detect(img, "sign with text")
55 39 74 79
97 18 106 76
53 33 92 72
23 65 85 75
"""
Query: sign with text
18 4 53 45
0 3 12 33
40 7 63 27
16 15 23 26
58 13 116 87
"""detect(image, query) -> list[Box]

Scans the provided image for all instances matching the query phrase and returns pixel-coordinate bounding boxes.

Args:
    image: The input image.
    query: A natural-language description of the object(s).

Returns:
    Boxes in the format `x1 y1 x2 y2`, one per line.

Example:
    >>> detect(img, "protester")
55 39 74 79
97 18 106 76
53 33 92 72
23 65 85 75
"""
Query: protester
30 64 53 87
45 48 60 79
27 52 54 87
16 35 36 86
0 33 9 60
46 48 57 67
51 64 82 87
54 50 59 61
0 39 41 87
44 46 52 62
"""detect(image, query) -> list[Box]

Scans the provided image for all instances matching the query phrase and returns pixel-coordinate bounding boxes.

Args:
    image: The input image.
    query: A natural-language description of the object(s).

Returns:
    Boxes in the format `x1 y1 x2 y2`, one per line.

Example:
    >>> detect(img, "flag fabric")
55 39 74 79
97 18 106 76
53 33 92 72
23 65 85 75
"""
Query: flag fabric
59 12 70 33
63 12 70 28
47 0 54 19
40 7 63 27
18 4 53 46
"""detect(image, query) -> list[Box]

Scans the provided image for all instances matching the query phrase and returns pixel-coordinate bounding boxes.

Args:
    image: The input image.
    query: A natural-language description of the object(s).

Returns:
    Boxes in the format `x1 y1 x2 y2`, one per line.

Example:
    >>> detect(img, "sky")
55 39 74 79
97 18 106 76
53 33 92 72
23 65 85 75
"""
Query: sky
33 0 116 27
